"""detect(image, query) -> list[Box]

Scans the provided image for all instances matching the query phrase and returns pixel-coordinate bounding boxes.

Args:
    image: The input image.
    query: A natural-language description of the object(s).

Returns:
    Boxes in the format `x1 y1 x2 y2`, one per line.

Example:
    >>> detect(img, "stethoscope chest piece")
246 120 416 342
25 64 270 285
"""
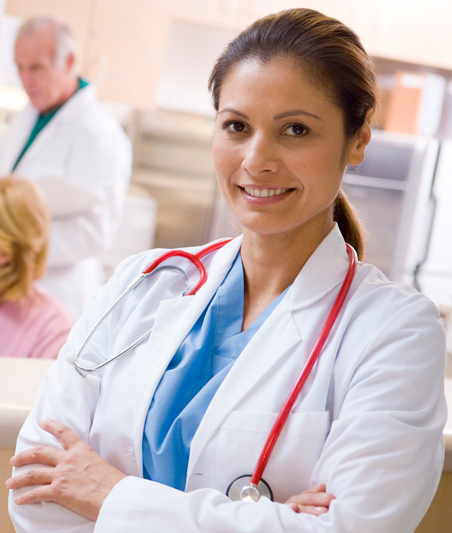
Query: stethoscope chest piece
226 475 273 502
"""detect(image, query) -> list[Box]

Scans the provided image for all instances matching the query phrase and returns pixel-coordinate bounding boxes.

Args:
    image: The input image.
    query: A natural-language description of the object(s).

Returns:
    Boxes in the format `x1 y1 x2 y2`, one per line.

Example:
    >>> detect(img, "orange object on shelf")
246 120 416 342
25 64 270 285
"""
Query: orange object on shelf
384 71 446 136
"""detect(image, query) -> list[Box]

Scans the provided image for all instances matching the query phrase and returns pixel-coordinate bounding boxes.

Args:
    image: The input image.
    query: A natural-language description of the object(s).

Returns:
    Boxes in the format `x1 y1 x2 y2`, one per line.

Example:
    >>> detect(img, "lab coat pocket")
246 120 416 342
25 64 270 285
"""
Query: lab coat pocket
218 410 330 503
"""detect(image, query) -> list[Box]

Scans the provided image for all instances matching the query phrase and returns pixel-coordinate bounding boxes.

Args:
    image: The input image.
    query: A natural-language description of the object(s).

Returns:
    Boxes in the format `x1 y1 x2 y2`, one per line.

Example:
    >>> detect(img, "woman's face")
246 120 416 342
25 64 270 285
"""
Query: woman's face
212 58 368 241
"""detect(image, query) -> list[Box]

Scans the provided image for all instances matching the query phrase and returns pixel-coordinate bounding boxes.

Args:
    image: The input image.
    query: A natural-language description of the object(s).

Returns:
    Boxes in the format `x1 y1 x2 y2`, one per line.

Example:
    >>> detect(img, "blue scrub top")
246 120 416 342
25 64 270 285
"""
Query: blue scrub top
142 252 288 490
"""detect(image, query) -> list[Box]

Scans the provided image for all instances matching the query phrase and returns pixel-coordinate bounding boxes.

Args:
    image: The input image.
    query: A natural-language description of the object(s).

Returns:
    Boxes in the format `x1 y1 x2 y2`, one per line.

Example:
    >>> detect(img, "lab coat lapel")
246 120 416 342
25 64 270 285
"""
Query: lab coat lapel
146 238 243 360
14 85 96 173
187 302 302 478
187 226 351 477
0 105 37 174
132 238 243 465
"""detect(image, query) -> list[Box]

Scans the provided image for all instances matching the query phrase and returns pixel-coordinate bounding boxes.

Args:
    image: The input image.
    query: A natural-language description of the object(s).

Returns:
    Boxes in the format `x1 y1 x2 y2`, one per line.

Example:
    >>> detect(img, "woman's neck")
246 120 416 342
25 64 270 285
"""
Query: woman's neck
240 220 334 330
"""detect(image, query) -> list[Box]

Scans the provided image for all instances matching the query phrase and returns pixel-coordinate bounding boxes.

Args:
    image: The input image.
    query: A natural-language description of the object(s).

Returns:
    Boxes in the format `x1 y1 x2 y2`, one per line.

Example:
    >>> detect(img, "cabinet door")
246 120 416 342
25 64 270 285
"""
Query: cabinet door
83 0 171 108
357 0 452 69
4 0 93 64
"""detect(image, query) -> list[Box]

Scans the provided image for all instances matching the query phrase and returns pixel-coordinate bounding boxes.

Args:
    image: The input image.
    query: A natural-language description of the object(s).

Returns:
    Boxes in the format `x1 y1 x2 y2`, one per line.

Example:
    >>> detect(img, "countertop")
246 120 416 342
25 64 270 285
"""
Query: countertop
0 358 451 471
0 357 54 449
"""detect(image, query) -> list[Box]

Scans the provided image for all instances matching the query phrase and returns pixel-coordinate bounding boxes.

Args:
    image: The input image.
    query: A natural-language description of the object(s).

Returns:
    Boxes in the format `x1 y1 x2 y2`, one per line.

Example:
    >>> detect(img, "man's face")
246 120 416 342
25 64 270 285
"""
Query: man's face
14 27 74 114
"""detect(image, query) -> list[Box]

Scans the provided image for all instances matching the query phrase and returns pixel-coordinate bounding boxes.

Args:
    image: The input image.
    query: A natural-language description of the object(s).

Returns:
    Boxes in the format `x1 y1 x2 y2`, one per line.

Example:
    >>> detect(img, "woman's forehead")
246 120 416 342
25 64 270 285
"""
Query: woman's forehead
217 57 338 118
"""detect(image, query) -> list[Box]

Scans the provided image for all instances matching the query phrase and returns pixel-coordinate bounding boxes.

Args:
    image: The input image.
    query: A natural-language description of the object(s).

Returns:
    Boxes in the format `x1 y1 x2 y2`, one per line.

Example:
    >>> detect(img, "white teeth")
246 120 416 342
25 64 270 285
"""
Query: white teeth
244 187 288 198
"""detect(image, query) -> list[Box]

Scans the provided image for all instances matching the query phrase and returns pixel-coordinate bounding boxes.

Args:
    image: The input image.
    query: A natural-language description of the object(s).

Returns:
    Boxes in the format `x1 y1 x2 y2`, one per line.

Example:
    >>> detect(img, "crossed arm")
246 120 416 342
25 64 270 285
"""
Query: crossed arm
6 420 335 522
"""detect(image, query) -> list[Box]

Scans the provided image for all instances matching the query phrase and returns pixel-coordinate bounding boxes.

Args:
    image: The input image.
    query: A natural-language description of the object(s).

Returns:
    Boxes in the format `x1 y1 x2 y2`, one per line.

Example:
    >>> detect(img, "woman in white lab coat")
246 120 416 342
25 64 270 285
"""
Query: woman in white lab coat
7 8 446 533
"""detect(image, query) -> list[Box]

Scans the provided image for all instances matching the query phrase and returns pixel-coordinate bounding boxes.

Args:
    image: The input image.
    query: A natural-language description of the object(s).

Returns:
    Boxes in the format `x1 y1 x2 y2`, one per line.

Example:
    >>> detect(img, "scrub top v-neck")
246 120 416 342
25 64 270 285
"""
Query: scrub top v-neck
142 252 288 491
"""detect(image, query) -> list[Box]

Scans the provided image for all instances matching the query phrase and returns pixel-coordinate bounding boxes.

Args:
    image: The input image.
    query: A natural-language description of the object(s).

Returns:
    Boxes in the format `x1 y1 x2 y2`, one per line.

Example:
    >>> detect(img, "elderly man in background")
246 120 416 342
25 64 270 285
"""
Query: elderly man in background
0 17 132 319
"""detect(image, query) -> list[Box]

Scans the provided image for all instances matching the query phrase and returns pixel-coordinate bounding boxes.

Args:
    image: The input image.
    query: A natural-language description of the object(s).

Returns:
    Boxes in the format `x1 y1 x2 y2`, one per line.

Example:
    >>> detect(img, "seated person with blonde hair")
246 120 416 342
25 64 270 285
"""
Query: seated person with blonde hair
0 177 73 358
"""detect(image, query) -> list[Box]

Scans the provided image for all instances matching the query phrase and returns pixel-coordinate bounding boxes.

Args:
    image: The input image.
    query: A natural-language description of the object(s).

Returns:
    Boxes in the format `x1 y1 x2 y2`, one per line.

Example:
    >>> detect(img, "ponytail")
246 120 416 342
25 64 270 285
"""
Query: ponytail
333 191 364 261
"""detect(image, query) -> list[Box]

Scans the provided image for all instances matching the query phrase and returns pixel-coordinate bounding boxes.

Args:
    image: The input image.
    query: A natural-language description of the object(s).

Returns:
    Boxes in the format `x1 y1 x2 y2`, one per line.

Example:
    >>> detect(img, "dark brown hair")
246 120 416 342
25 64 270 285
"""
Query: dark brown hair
208 8 377 259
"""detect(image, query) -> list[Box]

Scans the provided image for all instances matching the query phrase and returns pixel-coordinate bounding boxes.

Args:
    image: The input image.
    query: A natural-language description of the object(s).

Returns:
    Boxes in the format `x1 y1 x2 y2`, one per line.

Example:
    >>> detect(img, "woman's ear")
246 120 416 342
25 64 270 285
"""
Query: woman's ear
347 111 372 167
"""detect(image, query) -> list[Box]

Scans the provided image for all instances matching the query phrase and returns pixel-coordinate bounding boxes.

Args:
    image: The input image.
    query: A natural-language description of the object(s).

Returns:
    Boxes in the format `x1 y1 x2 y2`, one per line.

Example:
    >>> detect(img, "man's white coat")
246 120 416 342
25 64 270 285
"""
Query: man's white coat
0 84 132 318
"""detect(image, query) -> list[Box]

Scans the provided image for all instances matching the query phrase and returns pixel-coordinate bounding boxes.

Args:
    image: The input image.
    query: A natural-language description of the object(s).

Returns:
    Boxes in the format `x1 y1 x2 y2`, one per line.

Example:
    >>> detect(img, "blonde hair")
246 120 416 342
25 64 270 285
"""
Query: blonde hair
0 177 49 302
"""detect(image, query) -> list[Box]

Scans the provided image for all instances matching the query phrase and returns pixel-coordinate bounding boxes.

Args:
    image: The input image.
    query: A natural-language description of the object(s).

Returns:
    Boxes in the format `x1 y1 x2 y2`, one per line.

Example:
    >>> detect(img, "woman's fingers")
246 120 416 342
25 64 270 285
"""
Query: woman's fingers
306 483 326 493
288 491 335 507
10 445 60 468
38 419 82 450
6 466 54 492
9 486 54 506
7 419 127 521
285 484 335 515
289 503 330 516
10 420 81 468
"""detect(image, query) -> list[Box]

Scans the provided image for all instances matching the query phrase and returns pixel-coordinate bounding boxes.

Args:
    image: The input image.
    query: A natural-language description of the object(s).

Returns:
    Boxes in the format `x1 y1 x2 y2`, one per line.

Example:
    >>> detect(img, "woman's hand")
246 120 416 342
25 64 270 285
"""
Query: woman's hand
5 419 127 521
285 483 335 516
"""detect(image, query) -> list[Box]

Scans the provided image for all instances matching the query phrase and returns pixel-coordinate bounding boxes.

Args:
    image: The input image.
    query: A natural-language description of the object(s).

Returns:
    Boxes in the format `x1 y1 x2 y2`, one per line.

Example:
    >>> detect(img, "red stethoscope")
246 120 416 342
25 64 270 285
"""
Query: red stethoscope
66 239 232 386
66 238 357 504
226 242 357 502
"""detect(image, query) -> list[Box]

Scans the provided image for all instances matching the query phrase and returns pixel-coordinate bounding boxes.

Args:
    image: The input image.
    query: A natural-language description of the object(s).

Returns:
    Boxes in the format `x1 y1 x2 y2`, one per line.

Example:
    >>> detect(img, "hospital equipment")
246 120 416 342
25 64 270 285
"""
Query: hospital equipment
226 243 356 502
67 239 356 503
66 239 232 385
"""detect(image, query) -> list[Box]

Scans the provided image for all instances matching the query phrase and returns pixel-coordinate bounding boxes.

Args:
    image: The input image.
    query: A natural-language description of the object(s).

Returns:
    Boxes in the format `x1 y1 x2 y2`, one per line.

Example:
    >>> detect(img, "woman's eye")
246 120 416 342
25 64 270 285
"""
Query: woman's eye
283 124 308 136
223 121 248 133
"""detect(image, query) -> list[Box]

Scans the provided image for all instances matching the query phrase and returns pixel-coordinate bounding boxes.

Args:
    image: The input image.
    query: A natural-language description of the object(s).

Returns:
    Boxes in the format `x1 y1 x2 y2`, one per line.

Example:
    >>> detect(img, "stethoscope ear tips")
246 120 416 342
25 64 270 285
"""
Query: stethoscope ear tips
65 351 100 386
65 352 77 365
85 373 101 387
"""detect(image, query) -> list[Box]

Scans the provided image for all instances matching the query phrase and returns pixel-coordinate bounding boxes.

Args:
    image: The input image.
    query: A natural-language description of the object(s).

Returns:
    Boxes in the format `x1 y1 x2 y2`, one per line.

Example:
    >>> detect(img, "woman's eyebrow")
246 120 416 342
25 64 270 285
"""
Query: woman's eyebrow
274 110 322 120
218 108 248 118
217 108 322 121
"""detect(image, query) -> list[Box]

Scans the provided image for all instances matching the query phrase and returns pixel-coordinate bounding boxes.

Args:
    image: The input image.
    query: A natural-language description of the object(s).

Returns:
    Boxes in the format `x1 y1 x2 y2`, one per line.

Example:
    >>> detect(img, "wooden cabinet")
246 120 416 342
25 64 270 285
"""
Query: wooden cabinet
354 0 452 70
82 0 171 109
4 0 174 109
4 0 452 107
4 0 93 67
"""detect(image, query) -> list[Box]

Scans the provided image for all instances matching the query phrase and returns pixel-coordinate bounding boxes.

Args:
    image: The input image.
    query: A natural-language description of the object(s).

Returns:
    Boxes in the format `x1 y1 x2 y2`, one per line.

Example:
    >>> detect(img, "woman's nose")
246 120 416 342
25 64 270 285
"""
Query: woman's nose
241 134 279 176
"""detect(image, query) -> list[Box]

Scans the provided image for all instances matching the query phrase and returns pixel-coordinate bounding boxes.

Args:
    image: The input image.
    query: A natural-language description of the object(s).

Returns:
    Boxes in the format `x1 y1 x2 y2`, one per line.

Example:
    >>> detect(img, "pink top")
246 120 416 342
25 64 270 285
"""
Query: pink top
0 285 74 359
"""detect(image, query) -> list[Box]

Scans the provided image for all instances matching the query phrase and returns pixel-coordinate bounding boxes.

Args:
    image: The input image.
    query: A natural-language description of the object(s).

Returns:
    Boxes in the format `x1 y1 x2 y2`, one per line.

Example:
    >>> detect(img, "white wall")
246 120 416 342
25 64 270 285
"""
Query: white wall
0 13 22 86
155 20 236 117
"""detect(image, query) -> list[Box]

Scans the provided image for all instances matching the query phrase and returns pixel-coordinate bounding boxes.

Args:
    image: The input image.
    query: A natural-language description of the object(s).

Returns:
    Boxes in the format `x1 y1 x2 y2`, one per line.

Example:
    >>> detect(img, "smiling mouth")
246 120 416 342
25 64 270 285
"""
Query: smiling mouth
243 187 291 198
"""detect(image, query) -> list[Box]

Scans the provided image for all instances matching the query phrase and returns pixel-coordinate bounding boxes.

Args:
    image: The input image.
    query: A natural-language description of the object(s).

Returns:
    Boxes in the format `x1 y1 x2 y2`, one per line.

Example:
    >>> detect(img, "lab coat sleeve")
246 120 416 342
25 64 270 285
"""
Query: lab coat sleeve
94 295 447 533
7 257 137 533
46 124 132 269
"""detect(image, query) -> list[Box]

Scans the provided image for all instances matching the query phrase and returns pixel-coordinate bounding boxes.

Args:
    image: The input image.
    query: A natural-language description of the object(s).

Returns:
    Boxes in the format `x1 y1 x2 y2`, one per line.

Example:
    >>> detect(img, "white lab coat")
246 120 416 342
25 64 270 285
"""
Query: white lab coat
0 84 132 319
9 226 447 533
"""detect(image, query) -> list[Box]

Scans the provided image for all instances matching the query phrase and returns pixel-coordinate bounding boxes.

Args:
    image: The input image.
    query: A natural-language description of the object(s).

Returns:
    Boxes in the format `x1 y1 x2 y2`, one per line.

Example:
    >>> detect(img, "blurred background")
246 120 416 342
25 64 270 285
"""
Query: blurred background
1 4 452 533
2 0 452 308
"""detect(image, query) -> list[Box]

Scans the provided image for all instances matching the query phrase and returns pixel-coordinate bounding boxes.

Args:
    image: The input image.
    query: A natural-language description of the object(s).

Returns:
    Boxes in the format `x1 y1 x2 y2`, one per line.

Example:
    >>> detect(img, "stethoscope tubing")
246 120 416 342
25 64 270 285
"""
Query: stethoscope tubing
249 243 357 487
141 239 232 296
71 240 232 377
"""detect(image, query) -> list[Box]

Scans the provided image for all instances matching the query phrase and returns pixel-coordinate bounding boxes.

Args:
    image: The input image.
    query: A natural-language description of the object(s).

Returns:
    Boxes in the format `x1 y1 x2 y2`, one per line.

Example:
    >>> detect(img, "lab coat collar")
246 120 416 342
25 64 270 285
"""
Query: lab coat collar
131 231 350 475
12 83 97 172
288 224 350 312
140 237 242 358
47 82 97 123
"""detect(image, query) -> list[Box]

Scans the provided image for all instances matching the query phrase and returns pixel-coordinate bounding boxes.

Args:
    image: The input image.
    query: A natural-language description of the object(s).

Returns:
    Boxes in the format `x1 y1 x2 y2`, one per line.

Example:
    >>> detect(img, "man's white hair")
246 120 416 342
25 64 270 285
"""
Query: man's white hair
17 17 79 74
